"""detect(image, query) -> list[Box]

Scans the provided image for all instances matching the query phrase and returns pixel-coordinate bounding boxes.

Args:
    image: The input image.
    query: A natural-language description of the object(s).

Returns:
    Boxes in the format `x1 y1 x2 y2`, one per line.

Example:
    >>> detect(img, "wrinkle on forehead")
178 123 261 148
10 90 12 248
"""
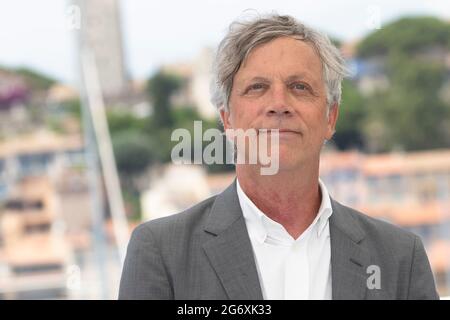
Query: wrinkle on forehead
236 37 324 88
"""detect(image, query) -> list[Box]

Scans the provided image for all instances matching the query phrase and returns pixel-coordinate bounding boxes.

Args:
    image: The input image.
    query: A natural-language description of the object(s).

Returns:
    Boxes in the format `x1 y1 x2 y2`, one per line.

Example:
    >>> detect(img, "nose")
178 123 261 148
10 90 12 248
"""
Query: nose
266 105 293 118
265 85 294 118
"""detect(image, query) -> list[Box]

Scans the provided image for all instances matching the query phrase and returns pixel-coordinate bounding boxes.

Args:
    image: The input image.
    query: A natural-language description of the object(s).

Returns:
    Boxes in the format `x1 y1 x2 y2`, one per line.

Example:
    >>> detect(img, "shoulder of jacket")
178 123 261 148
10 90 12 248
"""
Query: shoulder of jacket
130 193 218 240
334 200 418 249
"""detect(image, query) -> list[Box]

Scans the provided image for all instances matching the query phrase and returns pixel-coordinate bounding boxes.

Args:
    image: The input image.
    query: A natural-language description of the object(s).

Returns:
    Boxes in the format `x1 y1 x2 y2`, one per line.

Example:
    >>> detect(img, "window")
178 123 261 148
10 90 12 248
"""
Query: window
24 223 51 234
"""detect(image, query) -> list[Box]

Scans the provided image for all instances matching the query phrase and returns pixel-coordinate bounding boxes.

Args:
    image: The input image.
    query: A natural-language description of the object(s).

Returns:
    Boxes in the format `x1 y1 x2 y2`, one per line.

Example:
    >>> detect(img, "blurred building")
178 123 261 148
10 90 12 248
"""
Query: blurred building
191 48 217 119
0 69 31 137
0 129 94 299
140 165 212 221
0 130 85 200
0 69 28 110
46 84 78 105
162 47 218 119
0 176 74 299
76 0 128 100
320 149 450 294
342 39 450 96
0 128 128 299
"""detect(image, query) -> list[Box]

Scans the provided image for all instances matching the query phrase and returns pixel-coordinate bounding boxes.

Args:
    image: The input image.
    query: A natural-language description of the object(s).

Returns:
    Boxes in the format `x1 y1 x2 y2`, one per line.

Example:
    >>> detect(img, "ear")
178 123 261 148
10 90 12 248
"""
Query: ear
219 107 233 131
325 103 339 140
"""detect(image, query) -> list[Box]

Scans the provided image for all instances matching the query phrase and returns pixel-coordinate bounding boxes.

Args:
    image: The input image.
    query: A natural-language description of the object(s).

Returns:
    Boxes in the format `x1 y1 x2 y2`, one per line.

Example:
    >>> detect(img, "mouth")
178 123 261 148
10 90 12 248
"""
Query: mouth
257 128 302 136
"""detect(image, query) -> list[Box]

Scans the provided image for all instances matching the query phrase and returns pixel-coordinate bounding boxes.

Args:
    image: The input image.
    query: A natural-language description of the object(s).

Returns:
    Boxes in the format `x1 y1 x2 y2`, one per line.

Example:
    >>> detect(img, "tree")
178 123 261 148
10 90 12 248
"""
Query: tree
112 129 157 177
14 67 57 90
356 16 450 152
357 16 450 58
333 79 366 149
107 110 146 133
363 59 450 152
146 70 183 130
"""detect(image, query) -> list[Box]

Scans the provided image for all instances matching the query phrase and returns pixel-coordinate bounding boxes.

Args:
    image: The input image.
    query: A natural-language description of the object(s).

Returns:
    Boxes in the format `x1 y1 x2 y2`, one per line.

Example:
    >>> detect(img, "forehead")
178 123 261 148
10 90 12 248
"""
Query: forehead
236 36 323 84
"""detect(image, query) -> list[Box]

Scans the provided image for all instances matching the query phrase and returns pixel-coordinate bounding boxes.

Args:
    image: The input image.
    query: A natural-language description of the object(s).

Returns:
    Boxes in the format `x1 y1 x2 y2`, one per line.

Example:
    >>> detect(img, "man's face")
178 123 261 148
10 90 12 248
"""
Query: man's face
220 36 339 171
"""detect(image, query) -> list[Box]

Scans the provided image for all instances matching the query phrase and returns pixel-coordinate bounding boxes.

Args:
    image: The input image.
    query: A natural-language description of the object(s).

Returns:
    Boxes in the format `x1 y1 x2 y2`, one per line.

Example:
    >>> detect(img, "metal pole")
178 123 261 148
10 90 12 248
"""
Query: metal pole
79 51 110 300
80 50 129 266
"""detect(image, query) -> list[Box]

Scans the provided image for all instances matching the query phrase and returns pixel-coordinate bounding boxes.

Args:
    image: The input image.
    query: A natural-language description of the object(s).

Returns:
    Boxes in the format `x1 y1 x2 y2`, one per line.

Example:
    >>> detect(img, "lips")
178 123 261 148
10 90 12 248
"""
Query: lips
257 128 301 135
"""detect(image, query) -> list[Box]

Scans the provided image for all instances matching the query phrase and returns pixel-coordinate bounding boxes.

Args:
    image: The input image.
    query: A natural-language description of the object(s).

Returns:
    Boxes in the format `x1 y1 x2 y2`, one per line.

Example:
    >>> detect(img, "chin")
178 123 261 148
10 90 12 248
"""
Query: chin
255 143 309 174
266 151 304 174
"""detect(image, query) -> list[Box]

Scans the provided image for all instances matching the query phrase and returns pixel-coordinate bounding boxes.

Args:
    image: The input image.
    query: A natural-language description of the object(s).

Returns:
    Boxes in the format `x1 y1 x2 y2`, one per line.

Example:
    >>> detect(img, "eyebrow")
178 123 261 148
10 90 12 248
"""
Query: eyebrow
241 76 271 84
240 73 317 85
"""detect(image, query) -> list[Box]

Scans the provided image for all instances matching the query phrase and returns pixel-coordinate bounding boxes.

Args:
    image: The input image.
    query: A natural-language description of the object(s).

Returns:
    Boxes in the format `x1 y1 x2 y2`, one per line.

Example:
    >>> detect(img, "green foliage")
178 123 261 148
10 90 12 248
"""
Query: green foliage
357 16 450 57
108 110 158 220
363 59 450 152
333 80 366 149
122 189 142 222
387 53 445 90
146 70 184 129
111 129 157 176
329 36 342 49
144 70 232 171
173 110 234 173
107 110 146 133
14 67 57 90
353 16 450 152
59 99 82 119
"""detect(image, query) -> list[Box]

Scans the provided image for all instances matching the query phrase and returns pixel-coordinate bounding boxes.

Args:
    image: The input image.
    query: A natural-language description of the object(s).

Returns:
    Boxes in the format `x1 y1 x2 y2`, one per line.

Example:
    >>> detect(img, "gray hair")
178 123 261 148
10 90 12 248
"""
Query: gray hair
210 13 349 113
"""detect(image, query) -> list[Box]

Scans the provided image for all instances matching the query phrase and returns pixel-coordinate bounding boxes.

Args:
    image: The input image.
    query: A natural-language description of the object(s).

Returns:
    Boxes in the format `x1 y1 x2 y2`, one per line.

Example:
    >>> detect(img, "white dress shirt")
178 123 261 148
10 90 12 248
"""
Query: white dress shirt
236 178 333 300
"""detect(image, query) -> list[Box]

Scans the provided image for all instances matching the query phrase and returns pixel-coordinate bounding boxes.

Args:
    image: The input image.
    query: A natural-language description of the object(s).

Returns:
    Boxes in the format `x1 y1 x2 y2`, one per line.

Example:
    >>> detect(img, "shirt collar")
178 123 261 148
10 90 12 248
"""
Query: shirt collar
317 178 333 237
236 178 333 244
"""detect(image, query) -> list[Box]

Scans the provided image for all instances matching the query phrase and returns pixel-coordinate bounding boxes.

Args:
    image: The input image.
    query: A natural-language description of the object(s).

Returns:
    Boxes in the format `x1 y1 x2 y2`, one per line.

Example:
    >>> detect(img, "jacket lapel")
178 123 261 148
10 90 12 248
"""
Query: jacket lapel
330 199 370 300
203 179 264 300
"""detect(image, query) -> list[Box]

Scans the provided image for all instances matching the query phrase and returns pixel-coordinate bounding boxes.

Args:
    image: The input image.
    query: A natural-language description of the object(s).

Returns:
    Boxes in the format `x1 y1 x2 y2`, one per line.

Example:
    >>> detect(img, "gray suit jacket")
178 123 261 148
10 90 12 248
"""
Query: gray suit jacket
119 180 439 300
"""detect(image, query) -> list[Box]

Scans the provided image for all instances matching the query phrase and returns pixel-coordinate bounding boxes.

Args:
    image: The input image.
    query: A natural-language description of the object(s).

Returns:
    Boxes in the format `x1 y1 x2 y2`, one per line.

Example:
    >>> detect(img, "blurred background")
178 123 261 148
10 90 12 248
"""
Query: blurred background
0 0 449 299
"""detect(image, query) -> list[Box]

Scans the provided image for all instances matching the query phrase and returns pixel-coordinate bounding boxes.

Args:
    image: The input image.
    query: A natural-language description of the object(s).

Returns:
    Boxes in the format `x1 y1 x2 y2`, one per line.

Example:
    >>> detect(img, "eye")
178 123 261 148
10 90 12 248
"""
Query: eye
246 83 266 93
291 82 307 91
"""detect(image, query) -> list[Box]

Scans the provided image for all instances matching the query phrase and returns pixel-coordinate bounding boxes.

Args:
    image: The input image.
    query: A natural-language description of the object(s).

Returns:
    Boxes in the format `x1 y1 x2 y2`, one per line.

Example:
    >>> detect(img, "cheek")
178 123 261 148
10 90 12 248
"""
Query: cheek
230 103 258 128
303 108 330 137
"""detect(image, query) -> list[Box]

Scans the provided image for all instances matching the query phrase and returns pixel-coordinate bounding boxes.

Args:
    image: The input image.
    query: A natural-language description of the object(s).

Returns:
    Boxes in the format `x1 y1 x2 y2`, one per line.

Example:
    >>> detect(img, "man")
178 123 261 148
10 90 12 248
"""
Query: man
119 14 439 300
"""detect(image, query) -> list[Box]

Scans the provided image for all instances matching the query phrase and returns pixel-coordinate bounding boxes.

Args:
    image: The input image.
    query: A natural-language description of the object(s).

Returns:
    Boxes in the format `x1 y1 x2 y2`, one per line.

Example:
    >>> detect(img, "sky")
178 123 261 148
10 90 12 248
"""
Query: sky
0 0 449 85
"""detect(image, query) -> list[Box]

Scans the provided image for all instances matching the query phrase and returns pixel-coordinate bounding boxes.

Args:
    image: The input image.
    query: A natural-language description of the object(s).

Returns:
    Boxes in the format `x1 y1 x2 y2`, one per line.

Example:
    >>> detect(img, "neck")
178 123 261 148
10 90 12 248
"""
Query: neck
236 162 322 239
